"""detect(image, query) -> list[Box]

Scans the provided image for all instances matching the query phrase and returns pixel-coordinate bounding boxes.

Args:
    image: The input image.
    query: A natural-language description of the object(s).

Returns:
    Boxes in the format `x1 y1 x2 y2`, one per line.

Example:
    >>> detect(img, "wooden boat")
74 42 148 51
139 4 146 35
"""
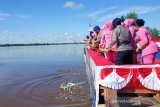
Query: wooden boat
83 41 160 107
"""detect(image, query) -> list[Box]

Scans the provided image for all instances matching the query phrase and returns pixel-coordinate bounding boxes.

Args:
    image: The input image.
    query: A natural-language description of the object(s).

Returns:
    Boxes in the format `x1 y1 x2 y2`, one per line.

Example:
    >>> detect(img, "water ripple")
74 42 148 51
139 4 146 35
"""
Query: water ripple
1 72 91 107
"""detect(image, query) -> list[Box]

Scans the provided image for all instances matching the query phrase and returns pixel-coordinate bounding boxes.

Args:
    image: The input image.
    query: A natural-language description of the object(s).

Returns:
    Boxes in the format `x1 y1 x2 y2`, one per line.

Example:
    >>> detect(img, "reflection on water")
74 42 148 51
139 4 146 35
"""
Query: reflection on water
0 44 91 107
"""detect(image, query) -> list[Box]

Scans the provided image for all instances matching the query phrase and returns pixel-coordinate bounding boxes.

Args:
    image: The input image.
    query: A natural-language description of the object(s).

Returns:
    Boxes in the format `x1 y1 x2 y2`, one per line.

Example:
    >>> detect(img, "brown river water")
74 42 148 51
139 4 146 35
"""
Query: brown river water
0 44 91 107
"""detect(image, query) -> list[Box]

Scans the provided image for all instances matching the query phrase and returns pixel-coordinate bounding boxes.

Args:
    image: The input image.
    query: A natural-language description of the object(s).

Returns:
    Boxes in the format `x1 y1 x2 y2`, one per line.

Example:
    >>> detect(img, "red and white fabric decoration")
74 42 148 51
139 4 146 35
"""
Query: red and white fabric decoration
86 49 160 107
138 68 160 90
99 69 132 89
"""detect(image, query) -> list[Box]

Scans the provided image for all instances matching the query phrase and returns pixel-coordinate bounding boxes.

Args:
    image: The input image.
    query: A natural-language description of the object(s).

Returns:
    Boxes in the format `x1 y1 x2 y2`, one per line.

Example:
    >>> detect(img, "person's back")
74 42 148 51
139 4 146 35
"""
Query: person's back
113 25 132 51
107 18 133 64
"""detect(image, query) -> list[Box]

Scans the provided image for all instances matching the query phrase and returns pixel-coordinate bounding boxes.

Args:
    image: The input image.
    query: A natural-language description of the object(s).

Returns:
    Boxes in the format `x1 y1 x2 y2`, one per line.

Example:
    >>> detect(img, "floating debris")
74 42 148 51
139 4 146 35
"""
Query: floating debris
60 82 85 92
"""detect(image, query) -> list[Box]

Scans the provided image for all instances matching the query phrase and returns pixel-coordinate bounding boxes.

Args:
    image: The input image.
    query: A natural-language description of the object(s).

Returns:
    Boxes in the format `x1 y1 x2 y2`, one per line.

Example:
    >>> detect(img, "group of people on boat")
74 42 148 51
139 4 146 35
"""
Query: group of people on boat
86 18 159 65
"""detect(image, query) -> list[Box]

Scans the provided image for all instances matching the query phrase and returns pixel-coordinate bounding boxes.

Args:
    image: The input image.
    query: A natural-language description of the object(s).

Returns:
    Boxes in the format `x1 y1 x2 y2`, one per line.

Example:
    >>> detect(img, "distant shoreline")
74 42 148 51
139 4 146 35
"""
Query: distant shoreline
0 43 85 47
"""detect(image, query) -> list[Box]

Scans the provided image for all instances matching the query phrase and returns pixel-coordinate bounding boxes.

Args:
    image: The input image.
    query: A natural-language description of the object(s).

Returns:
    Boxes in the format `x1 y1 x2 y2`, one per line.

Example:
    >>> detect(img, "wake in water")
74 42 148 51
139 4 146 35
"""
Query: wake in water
0 68 91 107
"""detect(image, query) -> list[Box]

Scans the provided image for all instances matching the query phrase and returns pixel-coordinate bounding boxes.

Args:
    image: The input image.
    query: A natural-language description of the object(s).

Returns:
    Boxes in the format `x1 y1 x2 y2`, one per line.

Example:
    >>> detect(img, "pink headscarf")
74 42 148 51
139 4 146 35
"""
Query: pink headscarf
121 22 125 26
124 19 137 49
100 20 116 48
101 22 109 30
106 20 113 30
124 19 135 28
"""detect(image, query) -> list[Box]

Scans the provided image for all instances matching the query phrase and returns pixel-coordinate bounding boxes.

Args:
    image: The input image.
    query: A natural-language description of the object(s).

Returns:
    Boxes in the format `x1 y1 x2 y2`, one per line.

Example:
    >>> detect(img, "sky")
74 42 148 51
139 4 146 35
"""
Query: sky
0 0 160 44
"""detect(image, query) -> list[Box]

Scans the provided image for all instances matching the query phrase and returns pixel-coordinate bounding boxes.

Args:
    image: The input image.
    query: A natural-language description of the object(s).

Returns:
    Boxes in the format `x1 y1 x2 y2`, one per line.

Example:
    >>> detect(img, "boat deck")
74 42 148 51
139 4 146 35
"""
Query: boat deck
84 48 160 107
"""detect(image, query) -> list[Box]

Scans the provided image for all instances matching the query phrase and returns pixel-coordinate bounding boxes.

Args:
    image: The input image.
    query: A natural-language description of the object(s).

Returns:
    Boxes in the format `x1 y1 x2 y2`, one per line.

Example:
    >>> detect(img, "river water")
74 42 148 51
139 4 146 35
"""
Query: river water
0 44 91 107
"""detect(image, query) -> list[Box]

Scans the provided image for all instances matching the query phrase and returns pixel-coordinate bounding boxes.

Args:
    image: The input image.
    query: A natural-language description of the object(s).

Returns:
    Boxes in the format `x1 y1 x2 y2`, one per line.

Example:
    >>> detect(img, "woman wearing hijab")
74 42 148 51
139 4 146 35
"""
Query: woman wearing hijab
99 22 109 48
133 19 158 64
124 19 137 63
106 18 133 64
100 20 116 63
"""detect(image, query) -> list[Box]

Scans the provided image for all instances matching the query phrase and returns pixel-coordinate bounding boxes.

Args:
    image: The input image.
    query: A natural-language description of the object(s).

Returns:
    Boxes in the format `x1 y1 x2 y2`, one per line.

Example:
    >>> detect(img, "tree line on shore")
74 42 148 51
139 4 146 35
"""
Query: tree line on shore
0 42 85 47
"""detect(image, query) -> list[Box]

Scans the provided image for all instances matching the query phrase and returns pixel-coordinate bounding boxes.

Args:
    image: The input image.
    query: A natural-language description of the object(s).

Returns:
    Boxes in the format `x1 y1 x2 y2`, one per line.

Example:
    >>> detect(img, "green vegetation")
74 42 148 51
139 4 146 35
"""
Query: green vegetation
120 12 138 21
120 12 160 37
125 12 138 20
0 42 85 47
147 27 160 37
120 15 125 22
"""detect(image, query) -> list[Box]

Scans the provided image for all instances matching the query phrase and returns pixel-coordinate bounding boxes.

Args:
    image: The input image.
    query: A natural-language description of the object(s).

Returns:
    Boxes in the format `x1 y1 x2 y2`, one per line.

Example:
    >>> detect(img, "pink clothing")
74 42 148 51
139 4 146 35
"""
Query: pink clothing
136 27 158 57
100 30 106 48
91 32 97 38
104 29 116 48
101 24 109 30
107 20 113 30
121 22 125 26
101 21 109 30
124 19 137 49
129 27 137 49
100 20 116 49
124 19 135 27
143 53 156 64
100 20 117 63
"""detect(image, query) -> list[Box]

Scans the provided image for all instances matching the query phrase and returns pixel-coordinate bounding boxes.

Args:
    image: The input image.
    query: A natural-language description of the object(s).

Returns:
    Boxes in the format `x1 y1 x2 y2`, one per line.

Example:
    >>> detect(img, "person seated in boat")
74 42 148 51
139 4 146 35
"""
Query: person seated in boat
106 18 133 64
99 20 117 63
124 19 137 64
133 19 158 64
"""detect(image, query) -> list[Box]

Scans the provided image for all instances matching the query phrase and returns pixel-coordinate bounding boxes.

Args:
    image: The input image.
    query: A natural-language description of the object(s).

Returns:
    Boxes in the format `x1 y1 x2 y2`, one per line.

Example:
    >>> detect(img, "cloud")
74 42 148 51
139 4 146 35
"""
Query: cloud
0 12 10 21
98 5 160 22
19 15 32 19
0 32 84 44
64 32 69 36
80 6 118 20
52 32 83 43
3 30 8 34
63 1 84 10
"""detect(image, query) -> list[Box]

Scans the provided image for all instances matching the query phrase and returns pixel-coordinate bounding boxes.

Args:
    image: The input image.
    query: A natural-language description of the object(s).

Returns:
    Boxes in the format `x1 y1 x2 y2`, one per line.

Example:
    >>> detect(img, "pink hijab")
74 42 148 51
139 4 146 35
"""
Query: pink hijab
124 19 135 28
100 20 116 48
101 22 109 30
124 19 137 49
121 22 125 26
106 20 113 30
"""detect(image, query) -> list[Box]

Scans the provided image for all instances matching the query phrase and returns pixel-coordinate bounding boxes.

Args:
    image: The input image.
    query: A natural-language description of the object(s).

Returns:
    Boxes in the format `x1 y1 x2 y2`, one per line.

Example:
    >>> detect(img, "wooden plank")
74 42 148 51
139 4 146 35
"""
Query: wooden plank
155 92 160 100
150 97 160 105
99 86 120 107
118 89 157 94
149 104 160 107
100 86 160 106
103 87 117 106
153 92 160 103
